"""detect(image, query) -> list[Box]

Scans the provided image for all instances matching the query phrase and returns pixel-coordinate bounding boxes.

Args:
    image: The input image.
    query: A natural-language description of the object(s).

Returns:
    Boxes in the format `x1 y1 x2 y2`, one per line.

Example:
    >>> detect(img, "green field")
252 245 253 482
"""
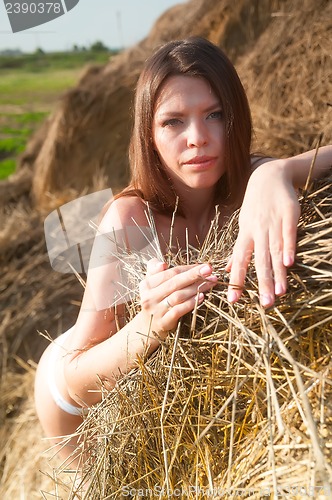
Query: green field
0 49 115 180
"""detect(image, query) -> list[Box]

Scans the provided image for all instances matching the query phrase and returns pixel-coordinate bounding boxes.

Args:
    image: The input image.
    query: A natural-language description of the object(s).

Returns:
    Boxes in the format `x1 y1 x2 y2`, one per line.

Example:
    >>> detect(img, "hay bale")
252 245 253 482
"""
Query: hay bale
238 0 332 157
0 166 32 207
0 201 83 371
63 175 332 499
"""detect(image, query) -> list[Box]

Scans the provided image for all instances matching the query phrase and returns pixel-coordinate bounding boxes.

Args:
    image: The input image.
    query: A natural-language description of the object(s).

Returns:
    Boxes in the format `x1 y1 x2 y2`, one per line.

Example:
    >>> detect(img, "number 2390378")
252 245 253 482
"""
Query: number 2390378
5 2 62 14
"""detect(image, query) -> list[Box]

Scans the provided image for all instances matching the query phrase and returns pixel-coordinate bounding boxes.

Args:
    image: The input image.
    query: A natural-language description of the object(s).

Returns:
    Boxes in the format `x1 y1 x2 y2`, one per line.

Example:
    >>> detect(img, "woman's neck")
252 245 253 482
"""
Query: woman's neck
172 187 223 246
180 185 216 217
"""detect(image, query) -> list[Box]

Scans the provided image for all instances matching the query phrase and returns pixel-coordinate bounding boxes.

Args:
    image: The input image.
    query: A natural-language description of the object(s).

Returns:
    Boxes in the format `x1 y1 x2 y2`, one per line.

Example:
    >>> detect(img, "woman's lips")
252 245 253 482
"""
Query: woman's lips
183 156 217 169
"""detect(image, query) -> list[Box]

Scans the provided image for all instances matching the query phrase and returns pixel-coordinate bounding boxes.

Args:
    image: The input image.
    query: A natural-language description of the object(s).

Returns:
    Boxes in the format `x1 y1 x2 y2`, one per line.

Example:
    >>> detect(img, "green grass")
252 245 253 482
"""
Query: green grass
0 136 26 152
0 112 47 179
0 49 115 180
12 111 49 124
0 159 16 179
0 69 82 105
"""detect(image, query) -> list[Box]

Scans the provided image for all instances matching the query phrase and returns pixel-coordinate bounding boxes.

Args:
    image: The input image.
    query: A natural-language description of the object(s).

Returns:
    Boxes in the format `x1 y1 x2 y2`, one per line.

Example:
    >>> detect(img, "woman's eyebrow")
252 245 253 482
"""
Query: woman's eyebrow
204 102 223 113
157 102 221 118
157 110 184 118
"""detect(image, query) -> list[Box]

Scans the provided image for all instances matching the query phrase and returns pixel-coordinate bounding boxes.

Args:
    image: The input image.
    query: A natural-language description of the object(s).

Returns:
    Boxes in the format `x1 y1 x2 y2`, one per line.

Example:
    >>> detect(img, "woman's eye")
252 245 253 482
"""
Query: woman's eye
162 118 182 127
208 111 223 120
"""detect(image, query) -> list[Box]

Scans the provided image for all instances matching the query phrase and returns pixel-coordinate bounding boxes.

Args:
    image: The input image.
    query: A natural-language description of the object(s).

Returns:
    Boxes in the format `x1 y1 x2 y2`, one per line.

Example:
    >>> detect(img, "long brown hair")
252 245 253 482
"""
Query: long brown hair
120 37 252 216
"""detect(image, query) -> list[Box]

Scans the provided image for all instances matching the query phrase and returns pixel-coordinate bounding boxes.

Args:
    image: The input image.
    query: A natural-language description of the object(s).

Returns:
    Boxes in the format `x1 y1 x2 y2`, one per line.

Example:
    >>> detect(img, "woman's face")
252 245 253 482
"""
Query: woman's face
152 75 225 194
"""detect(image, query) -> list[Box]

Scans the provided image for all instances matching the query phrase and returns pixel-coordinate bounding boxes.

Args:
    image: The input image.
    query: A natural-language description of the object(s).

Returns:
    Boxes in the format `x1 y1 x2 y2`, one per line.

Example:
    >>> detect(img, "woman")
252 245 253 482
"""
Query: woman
34 37 331 467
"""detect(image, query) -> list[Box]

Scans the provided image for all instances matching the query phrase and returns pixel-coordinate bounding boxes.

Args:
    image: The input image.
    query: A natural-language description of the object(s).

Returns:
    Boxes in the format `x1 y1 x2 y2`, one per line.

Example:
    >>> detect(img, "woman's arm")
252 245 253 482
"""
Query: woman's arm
64 197 217 406
272 145 332 188
227 145 332 306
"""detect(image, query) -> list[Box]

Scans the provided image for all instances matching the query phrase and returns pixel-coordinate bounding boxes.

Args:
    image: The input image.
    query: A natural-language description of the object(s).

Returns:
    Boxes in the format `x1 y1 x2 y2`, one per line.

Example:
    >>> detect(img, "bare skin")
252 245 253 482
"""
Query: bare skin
34 338 85 467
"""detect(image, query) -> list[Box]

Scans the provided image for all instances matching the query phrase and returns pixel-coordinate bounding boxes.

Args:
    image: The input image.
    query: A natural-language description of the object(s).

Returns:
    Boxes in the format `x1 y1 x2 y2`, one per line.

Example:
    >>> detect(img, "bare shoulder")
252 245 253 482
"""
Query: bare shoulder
250 155 276 170
99 195 149 232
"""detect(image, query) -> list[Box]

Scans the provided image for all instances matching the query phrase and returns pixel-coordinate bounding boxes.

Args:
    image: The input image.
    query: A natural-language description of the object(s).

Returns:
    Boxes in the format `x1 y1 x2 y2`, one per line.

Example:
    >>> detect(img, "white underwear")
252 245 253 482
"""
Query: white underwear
48 326 88 416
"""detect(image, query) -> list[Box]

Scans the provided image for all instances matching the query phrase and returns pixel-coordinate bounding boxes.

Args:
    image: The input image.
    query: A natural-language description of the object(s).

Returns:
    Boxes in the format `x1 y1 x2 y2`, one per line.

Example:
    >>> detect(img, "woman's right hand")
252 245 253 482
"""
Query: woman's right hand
139 258 217 337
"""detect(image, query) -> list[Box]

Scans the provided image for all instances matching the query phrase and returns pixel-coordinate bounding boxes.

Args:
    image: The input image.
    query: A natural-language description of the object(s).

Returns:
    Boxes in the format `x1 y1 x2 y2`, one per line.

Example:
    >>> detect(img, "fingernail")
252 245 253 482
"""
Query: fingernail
260 293 273 307
275 283 285 296
204 274 218 282
284 254 294 267
198 292 205 302
227 289 238 303
199 264 212 277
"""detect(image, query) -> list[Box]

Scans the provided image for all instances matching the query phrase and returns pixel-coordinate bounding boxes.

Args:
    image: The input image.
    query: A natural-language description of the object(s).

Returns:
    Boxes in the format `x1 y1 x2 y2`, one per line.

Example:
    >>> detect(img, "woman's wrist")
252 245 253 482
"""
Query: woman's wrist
135 310 169 346
250 158 292 187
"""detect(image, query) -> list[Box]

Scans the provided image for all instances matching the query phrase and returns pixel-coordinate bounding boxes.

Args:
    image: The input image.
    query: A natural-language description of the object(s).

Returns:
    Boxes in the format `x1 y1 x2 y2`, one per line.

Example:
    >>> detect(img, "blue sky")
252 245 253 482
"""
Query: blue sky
0 0 184 52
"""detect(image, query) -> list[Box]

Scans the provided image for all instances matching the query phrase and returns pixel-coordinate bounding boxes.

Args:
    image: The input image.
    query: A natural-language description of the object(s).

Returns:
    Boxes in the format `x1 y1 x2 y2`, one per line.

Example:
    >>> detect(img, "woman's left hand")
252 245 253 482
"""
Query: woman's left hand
226 160 301 307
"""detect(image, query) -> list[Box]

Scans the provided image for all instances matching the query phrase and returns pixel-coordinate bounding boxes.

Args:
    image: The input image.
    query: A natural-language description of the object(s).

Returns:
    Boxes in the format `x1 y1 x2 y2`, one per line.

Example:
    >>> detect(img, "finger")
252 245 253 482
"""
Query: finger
166 279 217 308
282 202 300 267
273 264 287 296
158 264 217 301
147 262 216 290
228 239 254 303
225 254 233 273
146 258 168 276
268 229 287 297
254 234 275 307
162 292 205 329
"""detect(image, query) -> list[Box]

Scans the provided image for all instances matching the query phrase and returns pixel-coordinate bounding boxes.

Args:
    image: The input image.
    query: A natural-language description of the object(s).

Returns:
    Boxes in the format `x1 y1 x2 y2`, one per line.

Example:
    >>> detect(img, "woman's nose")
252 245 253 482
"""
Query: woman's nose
186 121 208 148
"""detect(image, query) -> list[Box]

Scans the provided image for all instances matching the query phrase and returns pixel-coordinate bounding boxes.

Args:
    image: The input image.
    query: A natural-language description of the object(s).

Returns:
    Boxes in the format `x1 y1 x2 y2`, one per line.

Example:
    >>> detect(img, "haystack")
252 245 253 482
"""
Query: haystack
60 174 331 500
1 0 331 497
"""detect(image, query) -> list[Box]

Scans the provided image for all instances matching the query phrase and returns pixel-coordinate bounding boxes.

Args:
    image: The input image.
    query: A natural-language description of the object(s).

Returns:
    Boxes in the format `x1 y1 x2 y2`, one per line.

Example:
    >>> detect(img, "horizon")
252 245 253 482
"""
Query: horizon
0 42 123 55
